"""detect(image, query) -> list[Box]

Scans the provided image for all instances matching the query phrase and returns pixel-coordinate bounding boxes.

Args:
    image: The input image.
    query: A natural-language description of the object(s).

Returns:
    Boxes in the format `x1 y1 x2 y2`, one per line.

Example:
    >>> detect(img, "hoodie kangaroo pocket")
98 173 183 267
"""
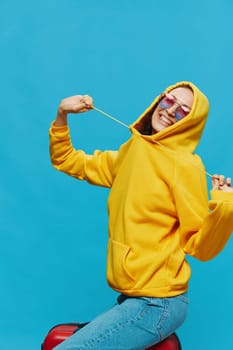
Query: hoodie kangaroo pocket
107 238 135 290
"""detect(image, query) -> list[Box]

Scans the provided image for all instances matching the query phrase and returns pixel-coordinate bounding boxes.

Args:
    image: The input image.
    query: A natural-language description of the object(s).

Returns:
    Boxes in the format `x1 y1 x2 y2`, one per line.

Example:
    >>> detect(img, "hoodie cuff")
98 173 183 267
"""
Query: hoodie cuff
50 120 69 132
210 189 233 201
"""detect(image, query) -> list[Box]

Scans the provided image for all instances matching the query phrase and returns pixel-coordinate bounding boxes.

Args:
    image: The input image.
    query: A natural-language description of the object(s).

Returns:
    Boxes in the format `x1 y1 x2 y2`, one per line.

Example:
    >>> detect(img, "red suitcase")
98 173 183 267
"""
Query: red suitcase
42 322 182 350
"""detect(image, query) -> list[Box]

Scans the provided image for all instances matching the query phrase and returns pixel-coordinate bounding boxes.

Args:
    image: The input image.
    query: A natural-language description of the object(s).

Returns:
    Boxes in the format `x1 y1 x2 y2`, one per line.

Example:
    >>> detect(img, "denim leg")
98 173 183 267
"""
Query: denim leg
53 293 188 350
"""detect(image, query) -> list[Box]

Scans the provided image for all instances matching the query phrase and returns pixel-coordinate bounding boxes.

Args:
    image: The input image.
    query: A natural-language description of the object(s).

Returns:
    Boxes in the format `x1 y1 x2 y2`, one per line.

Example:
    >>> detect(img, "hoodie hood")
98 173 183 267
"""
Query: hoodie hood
130 81 209 153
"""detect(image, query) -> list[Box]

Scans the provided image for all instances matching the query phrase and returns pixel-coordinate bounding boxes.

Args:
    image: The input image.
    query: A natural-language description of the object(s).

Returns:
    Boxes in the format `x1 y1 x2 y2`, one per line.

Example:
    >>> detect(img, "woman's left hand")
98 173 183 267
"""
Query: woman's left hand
212 174 233 192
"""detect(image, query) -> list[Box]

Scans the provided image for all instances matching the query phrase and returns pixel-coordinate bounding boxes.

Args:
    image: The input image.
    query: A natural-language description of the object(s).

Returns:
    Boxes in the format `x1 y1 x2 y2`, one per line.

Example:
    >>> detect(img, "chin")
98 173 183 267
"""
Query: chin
152 116 165 133
152 123 165 133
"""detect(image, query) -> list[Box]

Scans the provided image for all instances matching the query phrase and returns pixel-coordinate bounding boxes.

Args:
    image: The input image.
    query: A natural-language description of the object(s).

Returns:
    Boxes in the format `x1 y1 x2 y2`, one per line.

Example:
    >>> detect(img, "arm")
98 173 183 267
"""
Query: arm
173 157 233 261
49 95 118 187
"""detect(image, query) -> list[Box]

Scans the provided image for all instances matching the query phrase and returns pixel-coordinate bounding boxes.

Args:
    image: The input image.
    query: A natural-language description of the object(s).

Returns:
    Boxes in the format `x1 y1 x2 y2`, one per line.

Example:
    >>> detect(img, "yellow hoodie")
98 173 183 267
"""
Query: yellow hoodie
49 81 233 297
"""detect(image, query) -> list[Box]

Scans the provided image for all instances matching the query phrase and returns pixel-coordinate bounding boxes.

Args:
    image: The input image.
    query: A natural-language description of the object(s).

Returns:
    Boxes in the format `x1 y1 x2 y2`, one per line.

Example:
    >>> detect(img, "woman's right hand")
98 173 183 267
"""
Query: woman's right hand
55 95 94 126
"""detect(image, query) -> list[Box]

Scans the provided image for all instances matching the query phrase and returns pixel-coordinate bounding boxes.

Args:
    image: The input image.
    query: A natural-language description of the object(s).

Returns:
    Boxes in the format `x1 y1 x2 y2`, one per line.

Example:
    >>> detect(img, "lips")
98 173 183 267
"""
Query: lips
159 113 174 127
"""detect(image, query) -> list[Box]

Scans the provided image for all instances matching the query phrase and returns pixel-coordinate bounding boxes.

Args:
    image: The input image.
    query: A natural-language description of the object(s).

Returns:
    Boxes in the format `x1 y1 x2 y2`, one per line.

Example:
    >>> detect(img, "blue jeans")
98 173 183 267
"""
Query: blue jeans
54 293 188 350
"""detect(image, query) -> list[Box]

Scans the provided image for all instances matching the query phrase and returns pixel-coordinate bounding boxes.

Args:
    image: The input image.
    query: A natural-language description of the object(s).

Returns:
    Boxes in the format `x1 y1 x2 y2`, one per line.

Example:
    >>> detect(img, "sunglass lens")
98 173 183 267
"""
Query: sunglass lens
175 106 189 120
159 94 174 109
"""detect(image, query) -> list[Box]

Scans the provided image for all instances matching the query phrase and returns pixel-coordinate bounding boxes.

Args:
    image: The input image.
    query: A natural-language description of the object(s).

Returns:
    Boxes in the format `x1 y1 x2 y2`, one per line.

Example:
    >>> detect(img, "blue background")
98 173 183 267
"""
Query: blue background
1 0 233 349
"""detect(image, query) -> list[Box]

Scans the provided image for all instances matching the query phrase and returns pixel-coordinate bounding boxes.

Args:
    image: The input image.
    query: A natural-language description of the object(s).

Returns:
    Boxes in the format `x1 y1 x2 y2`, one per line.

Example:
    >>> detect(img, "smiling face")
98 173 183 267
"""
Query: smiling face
151 86 194 133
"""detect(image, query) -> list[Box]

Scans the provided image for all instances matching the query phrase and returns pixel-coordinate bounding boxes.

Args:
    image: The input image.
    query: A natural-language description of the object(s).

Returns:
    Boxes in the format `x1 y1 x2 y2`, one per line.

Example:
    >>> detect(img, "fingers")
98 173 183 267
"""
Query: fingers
212 174 232 191
80 95 94 109
218 183 233 192
219 175 225 187
212 174 220 190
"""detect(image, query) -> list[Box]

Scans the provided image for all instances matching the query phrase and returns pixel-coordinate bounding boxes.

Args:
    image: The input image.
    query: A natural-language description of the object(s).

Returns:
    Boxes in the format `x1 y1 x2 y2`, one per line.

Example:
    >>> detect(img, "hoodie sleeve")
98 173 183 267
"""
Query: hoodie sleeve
173 156 233 261
49 122 118 188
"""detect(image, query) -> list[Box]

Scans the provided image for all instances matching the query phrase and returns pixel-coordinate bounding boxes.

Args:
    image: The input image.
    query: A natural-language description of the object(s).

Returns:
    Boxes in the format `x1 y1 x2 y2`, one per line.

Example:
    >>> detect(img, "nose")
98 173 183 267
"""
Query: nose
166 103 178 118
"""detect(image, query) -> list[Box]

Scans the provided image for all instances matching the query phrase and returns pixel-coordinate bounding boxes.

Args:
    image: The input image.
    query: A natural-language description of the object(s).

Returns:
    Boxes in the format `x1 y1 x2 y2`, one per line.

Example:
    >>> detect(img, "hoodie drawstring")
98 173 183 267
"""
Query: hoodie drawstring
93 106 129 129
92 106 213 179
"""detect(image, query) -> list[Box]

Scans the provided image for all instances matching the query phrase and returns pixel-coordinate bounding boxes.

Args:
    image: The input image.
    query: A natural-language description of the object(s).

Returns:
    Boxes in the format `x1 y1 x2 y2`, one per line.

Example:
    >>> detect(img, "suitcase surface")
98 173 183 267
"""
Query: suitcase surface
42 323 86 350
42 322 181 350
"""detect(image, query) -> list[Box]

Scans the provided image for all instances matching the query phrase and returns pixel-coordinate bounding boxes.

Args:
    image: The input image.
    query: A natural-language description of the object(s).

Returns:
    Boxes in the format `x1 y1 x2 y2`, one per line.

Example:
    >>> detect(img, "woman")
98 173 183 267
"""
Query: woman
50 81 233 350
